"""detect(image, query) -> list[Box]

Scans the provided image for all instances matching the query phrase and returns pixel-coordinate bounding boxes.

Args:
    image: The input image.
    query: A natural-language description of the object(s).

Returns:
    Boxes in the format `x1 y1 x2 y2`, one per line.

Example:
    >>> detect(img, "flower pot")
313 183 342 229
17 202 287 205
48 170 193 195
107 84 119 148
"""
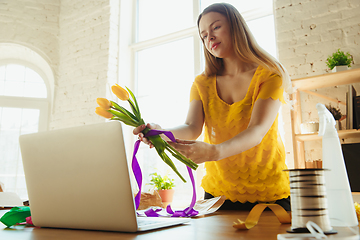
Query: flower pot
332 65 348 72
157 189 174 208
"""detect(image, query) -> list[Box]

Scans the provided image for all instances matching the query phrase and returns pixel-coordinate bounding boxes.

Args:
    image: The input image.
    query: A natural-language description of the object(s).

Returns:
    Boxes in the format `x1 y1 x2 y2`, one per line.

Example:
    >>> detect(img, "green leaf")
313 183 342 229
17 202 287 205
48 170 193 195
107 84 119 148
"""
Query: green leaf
111 101 138 121
110 117 138 127
148 173 175 190
108 109 139 127
147 135 187 182
159 152 186 183
326 49 353 69
148 135 166 153
165 142 198 170
128 99 139 119
126 87 141 119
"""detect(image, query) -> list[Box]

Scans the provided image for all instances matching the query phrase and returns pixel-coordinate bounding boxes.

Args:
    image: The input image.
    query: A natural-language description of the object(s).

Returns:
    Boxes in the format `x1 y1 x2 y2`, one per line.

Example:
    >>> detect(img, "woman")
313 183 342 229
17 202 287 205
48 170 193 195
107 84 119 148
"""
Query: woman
134 3 291 210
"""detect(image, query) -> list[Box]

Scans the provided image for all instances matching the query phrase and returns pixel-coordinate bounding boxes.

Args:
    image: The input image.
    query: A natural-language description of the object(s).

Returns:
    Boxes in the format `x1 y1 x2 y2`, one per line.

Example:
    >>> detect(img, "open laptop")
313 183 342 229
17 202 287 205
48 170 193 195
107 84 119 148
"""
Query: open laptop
19 121 190 232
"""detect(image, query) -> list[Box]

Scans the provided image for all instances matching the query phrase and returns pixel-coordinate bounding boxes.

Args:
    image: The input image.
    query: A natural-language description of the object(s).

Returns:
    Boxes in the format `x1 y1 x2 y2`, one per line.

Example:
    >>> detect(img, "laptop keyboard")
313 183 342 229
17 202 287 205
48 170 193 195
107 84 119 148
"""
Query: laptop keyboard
137 217 167 226
136 216 191 231
137 217 189 227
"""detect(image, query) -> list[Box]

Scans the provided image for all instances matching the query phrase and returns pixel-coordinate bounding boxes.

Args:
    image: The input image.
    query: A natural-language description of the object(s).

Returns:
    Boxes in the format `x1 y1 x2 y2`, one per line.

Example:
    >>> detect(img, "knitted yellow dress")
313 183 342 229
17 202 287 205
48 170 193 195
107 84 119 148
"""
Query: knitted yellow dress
190 65 290 203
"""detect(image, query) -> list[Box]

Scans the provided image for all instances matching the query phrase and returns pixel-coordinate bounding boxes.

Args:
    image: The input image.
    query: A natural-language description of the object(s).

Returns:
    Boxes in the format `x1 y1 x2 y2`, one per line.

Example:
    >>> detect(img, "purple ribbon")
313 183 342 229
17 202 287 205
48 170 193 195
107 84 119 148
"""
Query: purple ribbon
131 129 198 217
144 208 162 217
132 140 142 210
166 166 199 217
143 129 176 142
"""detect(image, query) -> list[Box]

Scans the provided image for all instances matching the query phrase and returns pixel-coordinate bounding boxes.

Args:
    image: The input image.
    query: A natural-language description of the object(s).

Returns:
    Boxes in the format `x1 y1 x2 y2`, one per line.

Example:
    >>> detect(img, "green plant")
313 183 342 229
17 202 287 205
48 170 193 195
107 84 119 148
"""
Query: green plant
326 104 342 121
149 173 175 190
326 49 353 70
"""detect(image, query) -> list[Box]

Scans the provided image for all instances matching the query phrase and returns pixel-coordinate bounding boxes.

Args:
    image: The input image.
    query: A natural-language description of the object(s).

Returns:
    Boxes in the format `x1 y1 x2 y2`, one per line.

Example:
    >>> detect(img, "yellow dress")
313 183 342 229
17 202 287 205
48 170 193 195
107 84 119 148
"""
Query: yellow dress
190 65 290 203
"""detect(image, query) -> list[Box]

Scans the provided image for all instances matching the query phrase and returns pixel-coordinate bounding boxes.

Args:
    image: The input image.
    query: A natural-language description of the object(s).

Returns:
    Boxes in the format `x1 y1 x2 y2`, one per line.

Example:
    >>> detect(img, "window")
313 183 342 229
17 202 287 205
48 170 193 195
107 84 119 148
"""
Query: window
0 64 49 200
0 64 47 98
124 0 277 207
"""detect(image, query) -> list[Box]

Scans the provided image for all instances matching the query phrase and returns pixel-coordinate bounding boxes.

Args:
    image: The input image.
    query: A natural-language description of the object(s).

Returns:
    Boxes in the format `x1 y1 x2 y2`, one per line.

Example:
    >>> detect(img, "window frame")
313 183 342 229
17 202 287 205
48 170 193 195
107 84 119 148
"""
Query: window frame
130 0 203 92
0 61 50 199
0 60 52 102
0 60 50 132
0 96 49 132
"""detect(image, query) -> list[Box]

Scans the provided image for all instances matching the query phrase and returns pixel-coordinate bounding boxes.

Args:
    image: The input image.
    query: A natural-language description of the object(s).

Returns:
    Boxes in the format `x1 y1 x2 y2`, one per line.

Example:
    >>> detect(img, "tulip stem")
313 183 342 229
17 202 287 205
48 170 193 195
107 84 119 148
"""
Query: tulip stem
165 143 198 170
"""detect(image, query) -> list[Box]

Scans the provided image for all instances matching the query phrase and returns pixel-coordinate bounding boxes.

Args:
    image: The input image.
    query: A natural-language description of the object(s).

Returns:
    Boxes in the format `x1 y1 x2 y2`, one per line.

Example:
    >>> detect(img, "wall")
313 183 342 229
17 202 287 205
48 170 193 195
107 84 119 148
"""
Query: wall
0 0 120 130
51 0 120 129
0 0 60 87
274 0 360 164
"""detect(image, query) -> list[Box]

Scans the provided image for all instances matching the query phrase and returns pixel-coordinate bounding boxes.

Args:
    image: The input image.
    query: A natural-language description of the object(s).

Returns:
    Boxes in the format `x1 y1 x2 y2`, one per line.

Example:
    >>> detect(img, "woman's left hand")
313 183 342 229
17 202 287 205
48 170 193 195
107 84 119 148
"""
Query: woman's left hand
168 139 219 164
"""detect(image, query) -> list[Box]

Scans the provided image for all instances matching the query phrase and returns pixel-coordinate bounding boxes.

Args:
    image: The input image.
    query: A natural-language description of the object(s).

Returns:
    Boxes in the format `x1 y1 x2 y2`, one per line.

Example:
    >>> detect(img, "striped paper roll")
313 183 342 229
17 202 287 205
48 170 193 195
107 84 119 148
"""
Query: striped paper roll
285 169 336 234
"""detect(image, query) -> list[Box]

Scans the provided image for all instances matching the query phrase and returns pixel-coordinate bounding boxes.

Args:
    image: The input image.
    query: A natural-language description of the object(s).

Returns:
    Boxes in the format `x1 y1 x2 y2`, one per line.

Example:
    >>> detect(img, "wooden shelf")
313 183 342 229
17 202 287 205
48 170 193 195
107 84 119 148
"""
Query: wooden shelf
292 68 360 90
295 129 360 141
290 68 360 168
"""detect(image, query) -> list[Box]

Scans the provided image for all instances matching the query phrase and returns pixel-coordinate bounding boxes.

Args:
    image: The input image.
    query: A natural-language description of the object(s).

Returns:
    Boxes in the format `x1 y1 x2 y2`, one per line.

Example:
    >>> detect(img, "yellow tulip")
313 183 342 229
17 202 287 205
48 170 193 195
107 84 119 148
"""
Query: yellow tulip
95 107 113 119
111 84 129 101
96 98 111 110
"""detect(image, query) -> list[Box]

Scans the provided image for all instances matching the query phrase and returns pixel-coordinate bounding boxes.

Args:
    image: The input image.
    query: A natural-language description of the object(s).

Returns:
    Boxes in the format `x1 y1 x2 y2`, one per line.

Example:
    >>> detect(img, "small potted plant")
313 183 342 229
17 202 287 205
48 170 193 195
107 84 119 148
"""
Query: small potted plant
326 49 353 72
326 104 342 130
149 173 175 207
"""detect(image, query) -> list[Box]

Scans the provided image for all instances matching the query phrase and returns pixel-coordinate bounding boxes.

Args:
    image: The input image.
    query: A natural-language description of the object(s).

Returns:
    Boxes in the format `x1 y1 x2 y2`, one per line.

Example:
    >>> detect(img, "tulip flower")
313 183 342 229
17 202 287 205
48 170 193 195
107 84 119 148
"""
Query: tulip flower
111 84 129 101
96 85 198 182
96 98 111 110
95 107 113 119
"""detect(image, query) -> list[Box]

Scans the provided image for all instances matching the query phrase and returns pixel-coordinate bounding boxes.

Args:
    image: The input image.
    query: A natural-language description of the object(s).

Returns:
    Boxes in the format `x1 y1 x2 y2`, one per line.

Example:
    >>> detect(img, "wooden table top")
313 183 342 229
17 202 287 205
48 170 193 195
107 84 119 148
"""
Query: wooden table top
1 209 359 240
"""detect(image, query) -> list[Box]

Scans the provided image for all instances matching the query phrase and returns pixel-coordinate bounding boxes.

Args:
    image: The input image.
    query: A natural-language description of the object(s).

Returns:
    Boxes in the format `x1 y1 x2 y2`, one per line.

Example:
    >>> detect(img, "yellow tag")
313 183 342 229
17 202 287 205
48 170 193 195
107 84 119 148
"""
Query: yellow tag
233 204 291 230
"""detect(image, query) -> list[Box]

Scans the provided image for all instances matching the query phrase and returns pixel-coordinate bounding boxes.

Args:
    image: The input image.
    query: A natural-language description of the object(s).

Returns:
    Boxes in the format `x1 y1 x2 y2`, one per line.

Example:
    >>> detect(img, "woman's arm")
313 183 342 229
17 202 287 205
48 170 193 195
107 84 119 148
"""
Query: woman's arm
167 100 204 140
170 97 281 164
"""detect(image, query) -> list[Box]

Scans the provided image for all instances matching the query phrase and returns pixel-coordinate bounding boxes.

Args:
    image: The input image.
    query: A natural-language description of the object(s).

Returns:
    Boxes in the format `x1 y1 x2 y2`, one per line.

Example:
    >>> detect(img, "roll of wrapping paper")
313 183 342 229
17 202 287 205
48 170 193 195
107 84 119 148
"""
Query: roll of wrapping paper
285 169 337 234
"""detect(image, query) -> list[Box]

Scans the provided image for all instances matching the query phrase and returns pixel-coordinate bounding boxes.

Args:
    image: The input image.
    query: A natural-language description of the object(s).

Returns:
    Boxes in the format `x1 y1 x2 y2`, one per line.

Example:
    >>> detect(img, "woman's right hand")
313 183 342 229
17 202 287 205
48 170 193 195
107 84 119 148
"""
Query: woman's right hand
133 123 162 148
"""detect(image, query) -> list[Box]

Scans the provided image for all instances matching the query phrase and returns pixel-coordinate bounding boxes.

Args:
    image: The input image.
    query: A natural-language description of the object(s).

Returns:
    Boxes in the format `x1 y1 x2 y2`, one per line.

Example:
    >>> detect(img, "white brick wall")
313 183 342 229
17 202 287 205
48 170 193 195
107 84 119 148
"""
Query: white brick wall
275 0 360 165
0 0 120 130
275 0 360 78
0 0 60 81
51 0 119 129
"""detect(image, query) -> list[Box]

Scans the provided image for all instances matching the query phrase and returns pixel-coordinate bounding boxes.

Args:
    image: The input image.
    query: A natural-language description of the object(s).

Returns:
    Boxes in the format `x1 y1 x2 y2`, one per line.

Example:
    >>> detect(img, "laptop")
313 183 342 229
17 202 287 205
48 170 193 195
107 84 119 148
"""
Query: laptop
19 121 190 232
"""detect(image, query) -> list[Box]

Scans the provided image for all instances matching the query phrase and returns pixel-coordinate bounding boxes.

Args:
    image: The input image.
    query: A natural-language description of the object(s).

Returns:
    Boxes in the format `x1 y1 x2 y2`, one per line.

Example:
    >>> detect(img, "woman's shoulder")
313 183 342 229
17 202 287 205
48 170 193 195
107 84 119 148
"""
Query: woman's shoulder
194 73 216 85
257 65 280 78
255 65 282 85
254 65 285 103
195 72 215 80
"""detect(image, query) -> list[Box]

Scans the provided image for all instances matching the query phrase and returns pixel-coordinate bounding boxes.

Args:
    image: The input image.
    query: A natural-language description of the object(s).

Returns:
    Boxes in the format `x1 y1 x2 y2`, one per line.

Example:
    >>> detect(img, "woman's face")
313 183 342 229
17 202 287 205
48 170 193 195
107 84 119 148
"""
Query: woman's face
199 12 233 59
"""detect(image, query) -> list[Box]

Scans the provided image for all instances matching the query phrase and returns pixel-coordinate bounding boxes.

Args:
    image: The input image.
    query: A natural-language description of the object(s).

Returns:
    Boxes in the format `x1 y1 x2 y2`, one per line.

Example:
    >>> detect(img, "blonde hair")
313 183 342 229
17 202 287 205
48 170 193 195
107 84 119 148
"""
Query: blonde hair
197 3 292 94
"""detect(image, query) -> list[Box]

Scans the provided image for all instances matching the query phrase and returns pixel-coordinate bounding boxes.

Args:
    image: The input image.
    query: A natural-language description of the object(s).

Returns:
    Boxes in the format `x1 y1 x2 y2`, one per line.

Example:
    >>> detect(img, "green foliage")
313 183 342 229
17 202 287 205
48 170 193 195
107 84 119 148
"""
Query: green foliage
326 49 353 70
326 104 342 120
149 173 175 190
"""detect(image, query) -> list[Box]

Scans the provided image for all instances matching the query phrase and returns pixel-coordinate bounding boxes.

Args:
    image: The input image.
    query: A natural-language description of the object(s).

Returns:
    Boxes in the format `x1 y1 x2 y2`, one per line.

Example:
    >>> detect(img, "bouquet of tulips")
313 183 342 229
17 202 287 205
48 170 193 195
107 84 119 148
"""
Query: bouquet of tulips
95 84 198 182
